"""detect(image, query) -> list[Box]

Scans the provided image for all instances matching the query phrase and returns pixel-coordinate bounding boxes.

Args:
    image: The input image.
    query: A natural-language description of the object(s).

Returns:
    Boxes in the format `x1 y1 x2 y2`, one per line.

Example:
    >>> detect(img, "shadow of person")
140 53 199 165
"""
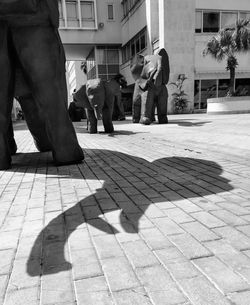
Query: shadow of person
24 149 232 276
168 119 212 127
106 130 145 137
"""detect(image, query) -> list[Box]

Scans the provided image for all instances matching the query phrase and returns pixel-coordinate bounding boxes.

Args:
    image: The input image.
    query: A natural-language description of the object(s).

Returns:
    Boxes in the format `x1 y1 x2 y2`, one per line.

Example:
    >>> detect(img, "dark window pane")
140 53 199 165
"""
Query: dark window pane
126 44 130 61
218 79 230 97
140 34 146 50
194 80 200 109
122 48 126 63
107 50 119 64
131 42 135 56
136 38 140 53
235 78 250 96
108 4 114 20
203 12 220 33
98 65 107 74
200 79 217 109
123 0 128 16
107 64 119 74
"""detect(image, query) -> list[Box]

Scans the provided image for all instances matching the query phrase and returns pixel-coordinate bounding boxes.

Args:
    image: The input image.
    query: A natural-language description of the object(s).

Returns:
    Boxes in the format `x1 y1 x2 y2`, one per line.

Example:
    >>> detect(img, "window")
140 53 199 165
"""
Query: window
221 12 237 29
131 41 135 57
136 38 140 53
194 80 200 109
121 27 147 63
66 0 78 20
121 0 140 18
195 11 202 33
97 49 106 64
108 4 114 20
196 10 250 33
96 46 120 81
200 79 217 109
240 11 250 20
58 0 63 19
59 0 96 28
203 12 220 33
81 1 94 20
195 78 250 110
107 50 119 64
140 34 146 50
218 79 230 97
235 78 250 96
58 0 65 27
123 0 128 17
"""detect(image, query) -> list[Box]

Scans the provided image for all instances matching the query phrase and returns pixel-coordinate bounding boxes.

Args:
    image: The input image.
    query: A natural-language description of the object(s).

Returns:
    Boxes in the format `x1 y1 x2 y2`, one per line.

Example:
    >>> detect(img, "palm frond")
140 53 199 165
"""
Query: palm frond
234 19 250 51
203 36 226 61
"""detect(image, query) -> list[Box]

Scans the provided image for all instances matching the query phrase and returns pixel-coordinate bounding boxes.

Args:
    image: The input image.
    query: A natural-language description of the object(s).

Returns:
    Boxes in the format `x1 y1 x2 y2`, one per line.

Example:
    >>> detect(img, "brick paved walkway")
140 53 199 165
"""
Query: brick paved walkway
1 113 250 305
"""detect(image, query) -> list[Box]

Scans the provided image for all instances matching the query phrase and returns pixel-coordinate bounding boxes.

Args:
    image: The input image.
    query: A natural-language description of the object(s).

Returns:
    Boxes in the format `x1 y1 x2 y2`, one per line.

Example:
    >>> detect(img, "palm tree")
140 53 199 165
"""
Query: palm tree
203 19 250 95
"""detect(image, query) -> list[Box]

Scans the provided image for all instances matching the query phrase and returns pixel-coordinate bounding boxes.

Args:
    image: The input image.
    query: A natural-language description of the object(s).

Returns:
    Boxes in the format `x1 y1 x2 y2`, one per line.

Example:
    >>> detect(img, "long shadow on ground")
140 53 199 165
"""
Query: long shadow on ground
10 148 232 276
168 119 212 127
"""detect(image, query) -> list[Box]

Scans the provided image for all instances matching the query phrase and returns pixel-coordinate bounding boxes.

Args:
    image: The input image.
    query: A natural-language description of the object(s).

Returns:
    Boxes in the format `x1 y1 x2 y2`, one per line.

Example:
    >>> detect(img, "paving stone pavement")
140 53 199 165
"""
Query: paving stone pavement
0 113 250 305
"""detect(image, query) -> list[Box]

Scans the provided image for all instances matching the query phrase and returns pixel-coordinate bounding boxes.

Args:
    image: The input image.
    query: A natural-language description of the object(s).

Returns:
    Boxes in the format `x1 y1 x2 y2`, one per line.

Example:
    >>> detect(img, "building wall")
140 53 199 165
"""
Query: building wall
60 0 250 112
60 0 122 47
159 0 196 113
196 0 250 11
120 1 147 85
120 0 196 113
121 1 147 45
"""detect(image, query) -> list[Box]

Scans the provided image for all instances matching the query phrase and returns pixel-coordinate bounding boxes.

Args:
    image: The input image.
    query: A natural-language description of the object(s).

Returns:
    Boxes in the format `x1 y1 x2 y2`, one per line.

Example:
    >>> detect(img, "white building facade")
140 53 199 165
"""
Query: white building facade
59 0 250 113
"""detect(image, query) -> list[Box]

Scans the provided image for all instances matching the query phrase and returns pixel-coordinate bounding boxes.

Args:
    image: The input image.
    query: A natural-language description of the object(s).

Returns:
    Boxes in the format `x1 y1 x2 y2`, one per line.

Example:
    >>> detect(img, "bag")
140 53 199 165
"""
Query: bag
0 0 38 15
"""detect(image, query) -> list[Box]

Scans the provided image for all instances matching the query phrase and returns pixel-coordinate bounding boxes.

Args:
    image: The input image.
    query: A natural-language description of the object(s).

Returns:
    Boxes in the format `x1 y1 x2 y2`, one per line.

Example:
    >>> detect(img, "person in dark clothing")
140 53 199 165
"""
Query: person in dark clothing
0 0 84 169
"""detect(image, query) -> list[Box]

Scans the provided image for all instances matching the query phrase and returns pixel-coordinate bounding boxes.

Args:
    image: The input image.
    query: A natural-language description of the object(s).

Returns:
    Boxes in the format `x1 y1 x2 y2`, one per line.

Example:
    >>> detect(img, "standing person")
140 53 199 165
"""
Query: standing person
0 0 84 170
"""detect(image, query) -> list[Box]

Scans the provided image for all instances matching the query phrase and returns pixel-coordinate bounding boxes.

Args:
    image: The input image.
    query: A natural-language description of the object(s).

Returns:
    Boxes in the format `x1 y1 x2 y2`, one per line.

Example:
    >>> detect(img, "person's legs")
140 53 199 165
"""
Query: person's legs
85 108 98 134
7 120 17 156
156 86 168 124
18 94 51 152
116 95 125 120
140 89 155 125
0 23 15 169
132 81 141 123
14 64 51 152
102 105 114 133
12 26 84 165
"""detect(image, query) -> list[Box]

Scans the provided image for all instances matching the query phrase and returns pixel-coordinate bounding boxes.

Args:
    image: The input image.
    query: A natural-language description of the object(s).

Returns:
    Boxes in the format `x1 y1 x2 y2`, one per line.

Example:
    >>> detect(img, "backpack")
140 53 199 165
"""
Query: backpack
0 0 38 15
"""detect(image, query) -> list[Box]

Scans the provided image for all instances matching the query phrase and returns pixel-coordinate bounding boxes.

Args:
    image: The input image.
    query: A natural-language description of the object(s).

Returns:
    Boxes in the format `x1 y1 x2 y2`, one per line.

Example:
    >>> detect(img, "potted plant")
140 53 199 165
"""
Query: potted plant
169 74 190 113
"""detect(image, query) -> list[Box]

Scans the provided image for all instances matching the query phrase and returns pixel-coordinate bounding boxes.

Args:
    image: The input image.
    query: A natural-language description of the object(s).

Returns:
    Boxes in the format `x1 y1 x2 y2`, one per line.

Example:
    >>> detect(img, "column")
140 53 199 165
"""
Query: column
158 0 196 112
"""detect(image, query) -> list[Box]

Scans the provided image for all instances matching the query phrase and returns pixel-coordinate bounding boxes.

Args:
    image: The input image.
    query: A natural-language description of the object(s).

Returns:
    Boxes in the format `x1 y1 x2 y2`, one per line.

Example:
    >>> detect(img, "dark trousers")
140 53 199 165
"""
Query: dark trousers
0 22 83 168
